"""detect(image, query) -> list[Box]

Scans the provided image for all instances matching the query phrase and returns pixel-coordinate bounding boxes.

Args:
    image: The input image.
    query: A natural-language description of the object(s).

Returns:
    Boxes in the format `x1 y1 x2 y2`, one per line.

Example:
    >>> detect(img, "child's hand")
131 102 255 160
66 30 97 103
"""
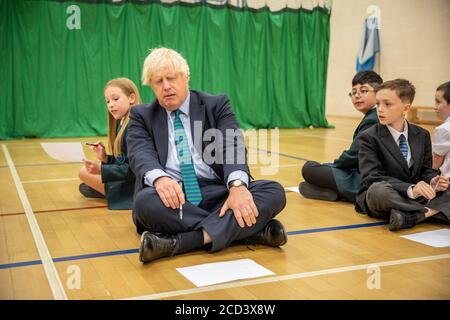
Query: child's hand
431 175 449 192
412 181 436 200
89 141 107 162
83 159 101 175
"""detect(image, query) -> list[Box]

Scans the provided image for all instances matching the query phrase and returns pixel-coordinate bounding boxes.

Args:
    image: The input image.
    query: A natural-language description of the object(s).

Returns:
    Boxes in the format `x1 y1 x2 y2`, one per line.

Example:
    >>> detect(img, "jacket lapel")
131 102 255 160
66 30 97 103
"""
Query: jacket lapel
189 91 206 154
152 104 168 167
407 122 423 176
378 124 410 174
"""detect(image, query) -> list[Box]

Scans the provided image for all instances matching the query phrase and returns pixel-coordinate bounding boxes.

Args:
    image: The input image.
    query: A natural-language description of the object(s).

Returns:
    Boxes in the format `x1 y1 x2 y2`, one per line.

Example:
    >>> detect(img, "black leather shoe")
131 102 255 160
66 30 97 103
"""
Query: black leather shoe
246 219 288 247
299 182 338 201
79 183 105 199
139 231 180 263
389 209 426 231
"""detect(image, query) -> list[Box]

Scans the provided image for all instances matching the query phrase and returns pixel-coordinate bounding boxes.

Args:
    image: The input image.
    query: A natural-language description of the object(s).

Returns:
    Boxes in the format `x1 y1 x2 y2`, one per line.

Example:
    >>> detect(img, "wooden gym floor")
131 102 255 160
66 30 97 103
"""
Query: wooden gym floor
0 116 449 300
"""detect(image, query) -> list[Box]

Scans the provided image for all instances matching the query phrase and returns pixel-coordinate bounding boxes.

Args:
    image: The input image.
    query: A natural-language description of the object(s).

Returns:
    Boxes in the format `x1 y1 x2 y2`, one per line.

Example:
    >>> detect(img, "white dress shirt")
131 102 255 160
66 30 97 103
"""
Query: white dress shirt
386 120 416 198
144 93 249 188
433 116 450 177
386 120 412 167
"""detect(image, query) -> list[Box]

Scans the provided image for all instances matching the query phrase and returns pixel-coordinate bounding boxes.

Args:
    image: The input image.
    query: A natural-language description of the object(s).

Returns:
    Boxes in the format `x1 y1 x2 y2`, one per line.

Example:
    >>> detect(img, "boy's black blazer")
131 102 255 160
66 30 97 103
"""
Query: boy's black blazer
356 122 437 213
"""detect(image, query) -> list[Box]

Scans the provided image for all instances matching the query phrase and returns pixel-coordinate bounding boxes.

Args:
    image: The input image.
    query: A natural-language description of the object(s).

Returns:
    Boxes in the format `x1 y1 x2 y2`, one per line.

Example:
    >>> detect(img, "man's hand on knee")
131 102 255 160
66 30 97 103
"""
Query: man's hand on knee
219 187 259 228
154 176 185 209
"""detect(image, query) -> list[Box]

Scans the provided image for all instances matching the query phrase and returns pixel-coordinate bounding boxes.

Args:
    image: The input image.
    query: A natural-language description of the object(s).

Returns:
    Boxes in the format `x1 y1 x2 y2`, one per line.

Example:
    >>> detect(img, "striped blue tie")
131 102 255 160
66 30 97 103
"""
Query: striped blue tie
399 134 408 160
173 109 202 205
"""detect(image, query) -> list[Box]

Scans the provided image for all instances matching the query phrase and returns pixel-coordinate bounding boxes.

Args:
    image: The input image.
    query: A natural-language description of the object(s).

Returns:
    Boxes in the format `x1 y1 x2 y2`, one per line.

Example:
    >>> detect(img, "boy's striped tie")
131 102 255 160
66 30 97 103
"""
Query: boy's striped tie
173 109 202 205
398 134 408 160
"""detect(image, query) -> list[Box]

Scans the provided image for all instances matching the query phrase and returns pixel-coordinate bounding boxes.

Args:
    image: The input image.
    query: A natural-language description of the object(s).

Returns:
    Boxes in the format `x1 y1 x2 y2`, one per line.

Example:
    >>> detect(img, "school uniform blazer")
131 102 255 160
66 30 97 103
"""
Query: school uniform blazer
101 126 135 210
331 108 378 202
356 122 437 213
126 90 250 195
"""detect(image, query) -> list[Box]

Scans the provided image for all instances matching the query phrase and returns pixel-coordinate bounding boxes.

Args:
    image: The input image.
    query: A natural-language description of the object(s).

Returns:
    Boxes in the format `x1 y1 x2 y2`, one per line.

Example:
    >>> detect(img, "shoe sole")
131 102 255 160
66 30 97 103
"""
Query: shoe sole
279 225 288 246
298 183 338 201
273 220 288 247
389 213 402 231
79 184 106 199
139 231 149 263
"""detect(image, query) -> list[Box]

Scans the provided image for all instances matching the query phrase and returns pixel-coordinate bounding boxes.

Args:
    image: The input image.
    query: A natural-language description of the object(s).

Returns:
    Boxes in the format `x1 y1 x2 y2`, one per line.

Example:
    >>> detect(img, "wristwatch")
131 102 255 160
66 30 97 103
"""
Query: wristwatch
228 179 247 189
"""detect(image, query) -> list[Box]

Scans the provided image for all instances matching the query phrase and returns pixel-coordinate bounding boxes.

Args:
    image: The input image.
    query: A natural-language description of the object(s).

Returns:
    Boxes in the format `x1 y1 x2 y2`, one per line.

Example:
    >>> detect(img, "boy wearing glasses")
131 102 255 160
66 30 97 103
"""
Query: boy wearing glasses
299 71 382 205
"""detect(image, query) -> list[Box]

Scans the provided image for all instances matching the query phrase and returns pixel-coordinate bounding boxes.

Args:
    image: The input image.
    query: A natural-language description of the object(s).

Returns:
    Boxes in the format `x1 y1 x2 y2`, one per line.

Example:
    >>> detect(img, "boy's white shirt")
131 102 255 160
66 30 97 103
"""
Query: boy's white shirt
433 116 450 177
386 120 416 199
386 120 412 167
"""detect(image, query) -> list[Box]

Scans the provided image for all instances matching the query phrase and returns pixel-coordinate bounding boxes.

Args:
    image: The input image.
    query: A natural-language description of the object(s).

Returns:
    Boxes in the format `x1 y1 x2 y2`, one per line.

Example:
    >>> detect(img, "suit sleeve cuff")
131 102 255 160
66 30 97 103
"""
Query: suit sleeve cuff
144 169 170 187
407 185 417 199
226 171 249 189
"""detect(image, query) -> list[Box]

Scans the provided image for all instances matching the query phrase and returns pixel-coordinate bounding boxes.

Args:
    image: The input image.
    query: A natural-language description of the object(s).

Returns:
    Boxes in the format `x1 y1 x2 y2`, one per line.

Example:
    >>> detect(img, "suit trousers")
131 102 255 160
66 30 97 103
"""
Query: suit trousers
132 179 287 252
365 181 450 223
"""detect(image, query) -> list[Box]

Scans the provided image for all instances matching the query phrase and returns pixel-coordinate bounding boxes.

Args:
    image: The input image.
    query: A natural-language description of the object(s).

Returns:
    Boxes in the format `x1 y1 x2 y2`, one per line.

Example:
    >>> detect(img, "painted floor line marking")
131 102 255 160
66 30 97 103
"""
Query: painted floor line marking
0 221 392 270
22 178 79 184
2 144 68 300
124 253 450 300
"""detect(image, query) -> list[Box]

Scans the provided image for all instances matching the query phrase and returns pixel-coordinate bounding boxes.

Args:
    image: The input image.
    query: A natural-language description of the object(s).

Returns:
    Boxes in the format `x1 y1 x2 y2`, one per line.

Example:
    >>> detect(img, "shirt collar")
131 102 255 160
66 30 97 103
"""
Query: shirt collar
166 92 190 118
387 119 408 142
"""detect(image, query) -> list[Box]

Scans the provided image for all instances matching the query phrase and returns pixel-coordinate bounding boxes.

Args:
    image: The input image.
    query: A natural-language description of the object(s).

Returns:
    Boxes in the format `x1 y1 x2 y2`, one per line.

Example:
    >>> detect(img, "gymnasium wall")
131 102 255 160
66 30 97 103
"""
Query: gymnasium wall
326 0 450 117
0 0 332 140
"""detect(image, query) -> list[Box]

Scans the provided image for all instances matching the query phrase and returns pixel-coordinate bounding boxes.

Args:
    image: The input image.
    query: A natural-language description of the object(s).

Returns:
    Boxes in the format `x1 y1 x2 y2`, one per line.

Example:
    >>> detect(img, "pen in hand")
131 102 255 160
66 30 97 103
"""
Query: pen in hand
433 175 442 192
428 176 441 204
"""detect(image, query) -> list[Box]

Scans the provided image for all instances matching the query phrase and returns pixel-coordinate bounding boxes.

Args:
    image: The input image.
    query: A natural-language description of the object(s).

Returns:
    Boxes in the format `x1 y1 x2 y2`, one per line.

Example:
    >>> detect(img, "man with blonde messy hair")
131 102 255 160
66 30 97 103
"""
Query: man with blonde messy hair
127 47 287 263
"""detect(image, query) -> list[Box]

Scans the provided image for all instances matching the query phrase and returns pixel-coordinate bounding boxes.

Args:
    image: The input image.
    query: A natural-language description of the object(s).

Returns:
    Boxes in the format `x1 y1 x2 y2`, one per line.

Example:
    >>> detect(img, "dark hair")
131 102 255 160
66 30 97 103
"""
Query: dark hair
352 71 383 88
436 81 450 104
375 79 416 104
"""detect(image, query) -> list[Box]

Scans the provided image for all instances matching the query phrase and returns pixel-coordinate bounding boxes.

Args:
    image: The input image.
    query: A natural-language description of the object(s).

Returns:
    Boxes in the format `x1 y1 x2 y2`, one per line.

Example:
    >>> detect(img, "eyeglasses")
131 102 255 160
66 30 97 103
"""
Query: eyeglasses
348 89 375 98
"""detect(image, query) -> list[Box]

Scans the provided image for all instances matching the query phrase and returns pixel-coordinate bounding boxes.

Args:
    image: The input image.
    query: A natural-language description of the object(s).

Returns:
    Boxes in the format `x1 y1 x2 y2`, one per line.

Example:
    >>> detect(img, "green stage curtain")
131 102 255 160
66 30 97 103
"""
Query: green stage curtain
0 0 331 139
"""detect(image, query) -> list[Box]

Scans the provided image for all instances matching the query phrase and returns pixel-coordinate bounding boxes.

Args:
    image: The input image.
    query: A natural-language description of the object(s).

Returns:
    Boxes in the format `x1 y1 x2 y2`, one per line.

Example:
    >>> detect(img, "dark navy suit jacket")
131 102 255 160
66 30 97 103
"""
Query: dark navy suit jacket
126 90 250 196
